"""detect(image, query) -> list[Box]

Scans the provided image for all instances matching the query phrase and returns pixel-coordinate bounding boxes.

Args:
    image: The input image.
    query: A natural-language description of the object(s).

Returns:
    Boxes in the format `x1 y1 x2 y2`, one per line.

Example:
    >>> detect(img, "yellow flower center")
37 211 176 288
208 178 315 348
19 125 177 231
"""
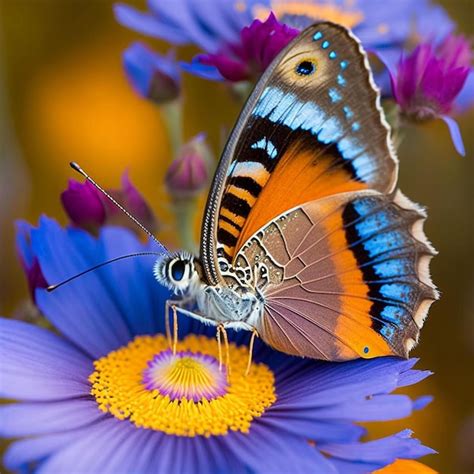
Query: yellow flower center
89 334 276 437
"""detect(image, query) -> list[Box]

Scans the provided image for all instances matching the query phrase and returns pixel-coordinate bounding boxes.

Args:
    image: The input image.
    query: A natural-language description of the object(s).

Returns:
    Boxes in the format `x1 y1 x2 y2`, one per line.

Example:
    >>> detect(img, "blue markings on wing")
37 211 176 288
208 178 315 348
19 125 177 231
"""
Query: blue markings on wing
373 258 411 279
328 88 342 103
322 40 330 49
253 86 284 117
354 209 391 237
380 283 414 304
251 137 278 159
337 74 346 86
340 60 348 69
343 105 353 119
361 231 407 258
318 116 343 143
252 86 376 181
329 51 337 59
381 305 410 325
254 86 326 136
313 31 323 41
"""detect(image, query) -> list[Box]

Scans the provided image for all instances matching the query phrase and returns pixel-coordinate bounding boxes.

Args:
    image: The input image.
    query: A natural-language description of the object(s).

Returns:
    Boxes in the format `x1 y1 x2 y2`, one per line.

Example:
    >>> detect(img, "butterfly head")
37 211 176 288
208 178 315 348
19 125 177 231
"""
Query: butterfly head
153 251 202 295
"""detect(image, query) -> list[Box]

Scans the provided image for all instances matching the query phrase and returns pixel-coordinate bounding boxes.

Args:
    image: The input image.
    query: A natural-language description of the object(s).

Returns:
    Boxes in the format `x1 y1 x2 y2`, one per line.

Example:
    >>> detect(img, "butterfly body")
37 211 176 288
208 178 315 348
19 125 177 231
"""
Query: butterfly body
154 22 438 361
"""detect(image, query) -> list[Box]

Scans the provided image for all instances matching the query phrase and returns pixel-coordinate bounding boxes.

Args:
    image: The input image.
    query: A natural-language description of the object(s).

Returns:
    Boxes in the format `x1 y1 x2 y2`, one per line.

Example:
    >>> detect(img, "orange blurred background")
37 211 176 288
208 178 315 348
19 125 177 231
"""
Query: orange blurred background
0 1 472 472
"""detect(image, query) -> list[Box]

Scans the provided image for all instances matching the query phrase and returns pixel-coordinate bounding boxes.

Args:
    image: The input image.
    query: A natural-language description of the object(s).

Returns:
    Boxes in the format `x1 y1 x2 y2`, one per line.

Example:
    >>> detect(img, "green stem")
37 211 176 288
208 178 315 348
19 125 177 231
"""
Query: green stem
161 99 183 157
173 198 198 253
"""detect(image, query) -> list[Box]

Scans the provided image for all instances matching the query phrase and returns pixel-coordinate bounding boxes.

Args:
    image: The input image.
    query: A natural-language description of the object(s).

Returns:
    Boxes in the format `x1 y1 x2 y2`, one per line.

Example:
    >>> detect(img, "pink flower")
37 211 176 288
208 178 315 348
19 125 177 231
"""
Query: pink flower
390 34 472 156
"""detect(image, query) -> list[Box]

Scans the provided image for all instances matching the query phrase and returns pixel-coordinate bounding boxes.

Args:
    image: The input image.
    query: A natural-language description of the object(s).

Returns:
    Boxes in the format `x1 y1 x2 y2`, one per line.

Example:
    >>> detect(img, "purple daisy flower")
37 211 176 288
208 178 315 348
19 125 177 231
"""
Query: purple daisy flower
389 34 472 156
115 0 454 83
1 216 436 473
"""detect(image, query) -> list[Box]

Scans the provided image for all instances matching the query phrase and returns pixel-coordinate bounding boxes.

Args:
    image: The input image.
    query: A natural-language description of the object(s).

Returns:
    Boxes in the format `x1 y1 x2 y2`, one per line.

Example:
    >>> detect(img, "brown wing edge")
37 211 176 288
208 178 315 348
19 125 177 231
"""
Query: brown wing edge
392 190 439 355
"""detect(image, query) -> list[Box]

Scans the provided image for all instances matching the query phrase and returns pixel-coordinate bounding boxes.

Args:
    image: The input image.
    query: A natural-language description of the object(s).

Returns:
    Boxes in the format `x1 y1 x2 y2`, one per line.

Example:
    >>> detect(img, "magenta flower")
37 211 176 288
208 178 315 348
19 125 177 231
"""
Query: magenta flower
193 13 299 82
61 180 106 232
61 173 156 234
390 34 472 156
165 134 209 199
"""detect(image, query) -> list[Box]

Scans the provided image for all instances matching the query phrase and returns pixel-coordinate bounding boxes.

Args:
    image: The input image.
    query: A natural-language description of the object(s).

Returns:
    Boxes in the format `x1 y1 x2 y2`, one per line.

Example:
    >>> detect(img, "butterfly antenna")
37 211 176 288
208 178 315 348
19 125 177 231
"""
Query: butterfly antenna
46 251 163 292
69 161 167 252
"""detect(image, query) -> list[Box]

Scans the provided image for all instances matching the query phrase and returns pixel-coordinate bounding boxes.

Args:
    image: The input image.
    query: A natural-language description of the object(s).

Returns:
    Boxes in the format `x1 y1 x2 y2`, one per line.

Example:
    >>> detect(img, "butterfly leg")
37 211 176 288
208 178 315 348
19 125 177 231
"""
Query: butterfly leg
246 328 259 376
216 324 231 377
165 298 190 349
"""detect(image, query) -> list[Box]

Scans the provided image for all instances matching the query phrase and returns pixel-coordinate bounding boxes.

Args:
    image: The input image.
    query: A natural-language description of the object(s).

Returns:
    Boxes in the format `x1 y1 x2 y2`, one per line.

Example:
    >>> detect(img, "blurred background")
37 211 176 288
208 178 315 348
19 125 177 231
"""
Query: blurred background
0 1 472 472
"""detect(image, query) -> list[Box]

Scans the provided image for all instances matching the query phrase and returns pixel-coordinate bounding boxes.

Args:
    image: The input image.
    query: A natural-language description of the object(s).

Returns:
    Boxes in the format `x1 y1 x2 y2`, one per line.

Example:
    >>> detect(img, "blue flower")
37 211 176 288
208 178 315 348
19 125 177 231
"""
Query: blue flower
1 216 436 473
115 0 455 83
123 42 181 103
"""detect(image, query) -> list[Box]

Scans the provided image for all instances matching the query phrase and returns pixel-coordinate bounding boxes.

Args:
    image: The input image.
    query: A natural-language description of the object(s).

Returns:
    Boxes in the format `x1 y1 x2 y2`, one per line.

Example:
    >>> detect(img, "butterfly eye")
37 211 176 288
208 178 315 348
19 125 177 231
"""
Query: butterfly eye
295 60 315 76
170 260 186 282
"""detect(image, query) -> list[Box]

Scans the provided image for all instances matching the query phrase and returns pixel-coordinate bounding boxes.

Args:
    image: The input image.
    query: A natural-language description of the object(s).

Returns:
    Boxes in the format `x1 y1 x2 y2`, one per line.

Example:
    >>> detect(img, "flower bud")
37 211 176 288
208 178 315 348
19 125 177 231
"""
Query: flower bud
105 172 157 233
61 174 157 235
124 42 181 104
61 180 106 233
165 134 210 199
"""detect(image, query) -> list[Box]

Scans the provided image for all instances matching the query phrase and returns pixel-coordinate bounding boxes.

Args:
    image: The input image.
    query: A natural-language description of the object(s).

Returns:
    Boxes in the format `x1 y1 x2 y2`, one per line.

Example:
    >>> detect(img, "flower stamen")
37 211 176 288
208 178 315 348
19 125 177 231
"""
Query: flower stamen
89 334 276 437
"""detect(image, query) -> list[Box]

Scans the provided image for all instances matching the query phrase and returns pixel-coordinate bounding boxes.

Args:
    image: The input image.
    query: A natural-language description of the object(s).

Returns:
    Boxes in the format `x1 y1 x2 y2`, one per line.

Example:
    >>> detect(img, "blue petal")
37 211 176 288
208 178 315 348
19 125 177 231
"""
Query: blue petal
97 226 171 336
33 218 132 358
4 427 91 471
226 424 337 474
123 42 180 99
274 358 418 409
180 59 224 81
454 70 474 112
320 429 436 463
262 413 366 443
441 115 466 156
0 318 92 401
0 399 103 437
15 220 35 267
114 4 186 44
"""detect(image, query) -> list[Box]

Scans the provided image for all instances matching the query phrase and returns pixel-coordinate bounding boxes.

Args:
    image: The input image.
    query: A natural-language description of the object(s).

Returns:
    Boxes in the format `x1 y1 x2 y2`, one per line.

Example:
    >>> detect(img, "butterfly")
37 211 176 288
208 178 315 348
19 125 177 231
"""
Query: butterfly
154 22 439 361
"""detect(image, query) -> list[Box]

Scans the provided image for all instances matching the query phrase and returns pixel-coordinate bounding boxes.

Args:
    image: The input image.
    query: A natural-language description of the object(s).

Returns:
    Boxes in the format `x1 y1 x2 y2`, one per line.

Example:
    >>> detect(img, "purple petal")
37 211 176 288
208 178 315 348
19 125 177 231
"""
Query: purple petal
0 318 92 401
33 217 133 358
180 59 224 81
320 429 436 462
296 394 415 422
114 4 186 44
454 70 474 112
262 413 365 443
0 399 103 437
441 115 466 156
226 424 337 474
4 426 93 470
413 395 433 411
123 43 180 103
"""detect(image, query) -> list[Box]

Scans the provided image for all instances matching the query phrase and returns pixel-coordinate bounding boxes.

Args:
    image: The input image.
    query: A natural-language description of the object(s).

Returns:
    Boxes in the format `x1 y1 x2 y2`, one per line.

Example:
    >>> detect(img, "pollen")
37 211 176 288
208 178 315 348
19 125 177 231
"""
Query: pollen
89 334 276 437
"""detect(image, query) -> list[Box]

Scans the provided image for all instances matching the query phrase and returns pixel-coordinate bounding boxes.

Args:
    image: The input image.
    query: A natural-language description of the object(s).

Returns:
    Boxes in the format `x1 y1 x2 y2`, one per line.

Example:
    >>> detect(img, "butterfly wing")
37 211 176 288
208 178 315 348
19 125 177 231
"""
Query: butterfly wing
235 190 438 360
200 22 398 285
